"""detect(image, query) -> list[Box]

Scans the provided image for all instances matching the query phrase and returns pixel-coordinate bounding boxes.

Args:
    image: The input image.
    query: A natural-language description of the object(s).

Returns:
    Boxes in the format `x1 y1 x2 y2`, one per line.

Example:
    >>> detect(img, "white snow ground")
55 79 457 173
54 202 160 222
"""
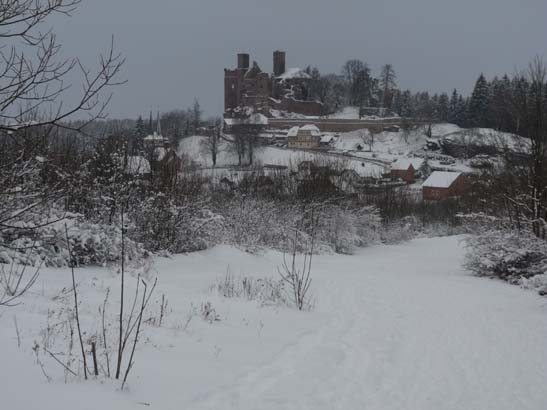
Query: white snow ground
1 236 546 410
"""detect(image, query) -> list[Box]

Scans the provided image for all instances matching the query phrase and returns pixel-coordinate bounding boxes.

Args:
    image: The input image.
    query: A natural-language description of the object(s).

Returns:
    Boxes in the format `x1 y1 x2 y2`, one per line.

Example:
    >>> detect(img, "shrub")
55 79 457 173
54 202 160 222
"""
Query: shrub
0 214 145 267
464 229 547 282
212 271 288 307
128 193 222 254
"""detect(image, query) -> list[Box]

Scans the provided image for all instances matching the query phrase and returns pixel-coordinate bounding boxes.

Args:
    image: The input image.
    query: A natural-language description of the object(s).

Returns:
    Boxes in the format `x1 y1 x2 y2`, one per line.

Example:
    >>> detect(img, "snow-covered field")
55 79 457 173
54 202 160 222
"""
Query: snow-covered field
2 236 546 410
179 135 386 177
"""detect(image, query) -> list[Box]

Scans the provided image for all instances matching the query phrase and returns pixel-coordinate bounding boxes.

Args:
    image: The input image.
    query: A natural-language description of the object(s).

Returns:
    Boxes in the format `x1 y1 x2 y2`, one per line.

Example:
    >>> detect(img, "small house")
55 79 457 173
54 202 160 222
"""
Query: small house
320 134 336 148
287 124 321 149
422 171 468 200
390 158 424 183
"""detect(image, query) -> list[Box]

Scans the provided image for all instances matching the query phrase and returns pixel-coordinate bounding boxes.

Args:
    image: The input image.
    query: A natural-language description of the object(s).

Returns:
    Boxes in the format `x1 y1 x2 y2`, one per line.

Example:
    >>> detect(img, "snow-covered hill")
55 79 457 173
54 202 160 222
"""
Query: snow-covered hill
178 135 386 177
1 236 546 410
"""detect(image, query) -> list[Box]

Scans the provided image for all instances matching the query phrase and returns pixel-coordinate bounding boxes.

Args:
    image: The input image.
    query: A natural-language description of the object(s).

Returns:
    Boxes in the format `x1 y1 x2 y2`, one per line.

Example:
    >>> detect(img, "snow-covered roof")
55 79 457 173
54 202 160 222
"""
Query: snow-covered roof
320 135 335 143
300 124 320 133
287 126 299 137
276 68 311 80
422 171 461 188
126 156 151 175
287 124 321 138
144 132 167 141
391 158 424 171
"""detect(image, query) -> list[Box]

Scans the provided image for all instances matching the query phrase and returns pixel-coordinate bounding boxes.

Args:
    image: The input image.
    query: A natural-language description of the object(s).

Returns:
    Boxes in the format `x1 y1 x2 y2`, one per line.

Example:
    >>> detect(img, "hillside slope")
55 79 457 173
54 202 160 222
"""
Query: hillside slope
1 236 546 409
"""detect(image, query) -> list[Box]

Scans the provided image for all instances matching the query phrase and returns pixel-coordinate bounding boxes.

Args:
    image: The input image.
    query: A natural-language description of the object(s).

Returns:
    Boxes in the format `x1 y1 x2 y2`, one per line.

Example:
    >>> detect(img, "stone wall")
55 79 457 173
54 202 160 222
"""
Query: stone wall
268 118 421 133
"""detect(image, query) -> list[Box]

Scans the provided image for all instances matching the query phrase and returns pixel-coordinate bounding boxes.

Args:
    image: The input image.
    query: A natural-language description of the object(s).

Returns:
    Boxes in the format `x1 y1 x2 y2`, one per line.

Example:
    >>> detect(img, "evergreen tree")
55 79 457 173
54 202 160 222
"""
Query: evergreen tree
510 75 530 134
437 93 449 122
488 76 512 131
148 110 154 134
191 98 202 134
448 89 460 124
133 116 146 154
468 73 490 127
391 90 403 116
400 90 413 117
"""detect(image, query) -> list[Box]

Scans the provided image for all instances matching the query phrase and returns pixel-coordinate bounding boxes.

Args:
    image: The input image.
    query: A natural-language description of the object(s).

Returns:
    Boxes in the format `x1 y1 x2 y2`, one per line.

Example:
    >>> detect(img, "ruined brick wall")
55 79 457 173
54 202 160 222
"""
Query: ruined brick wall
224 69 239 110
273 98 324 116
268 118 415 133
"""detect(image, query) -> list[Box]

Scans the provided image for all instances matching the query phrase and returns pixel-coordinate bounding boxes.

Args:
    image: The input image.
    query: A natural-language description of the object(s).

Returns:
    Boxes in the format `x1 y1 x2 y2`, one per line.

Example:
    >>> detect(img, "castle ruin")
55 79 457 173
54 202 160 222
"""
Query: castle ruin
224 50 324 118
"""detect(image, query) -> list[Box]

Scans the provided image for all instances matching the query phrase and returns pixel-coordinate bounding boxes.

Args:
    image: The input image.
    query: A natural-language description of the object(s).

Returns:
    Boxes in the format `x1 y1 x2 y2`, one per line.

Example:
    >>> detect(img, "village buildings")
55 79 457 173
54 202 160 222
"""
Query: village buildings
287 125 322 149
422 171 469 200
389 158 424 183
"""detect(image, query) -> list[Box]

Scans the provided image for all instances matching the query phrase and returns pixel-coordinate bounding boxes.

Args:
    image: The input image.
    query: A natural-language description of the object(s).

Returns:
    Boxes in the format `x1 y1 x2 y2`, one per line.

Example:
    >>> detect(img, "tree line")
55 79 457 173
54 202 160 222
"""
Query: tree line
303 58 547 135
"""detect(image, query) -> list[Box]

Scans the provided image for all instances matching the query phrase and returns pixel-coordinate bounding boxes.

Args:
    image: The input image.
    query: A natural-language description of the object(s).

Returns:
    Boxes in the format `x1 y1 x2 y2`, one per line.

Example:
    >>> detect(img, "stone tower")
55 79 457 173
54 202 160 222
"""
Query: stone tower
273 50 286 77
237 53 250 70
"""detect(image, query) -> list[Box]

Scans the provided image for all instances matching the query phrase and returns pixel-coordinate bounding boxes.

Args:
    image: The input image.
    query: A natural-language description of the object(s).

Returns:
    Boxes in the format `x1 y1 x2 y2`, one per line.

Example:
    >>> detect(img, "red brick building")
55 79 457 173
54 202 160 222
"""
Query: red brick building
390 159 422 183
422 171 469 200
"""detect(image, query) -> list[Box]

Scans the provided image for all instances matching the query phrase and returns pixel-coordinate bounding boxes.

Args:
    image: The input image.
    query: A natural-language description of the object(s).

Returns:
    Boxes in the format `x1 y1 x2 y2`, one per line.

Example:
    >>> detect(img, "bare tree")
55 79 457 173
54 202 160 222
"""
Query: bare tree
0 253 41 307
201 119 221 167
379 64 397 111
359 124 382 152
0 0 124 308
509 57 547 238
227 108 266 166
0 0 124 134
278 205 318 311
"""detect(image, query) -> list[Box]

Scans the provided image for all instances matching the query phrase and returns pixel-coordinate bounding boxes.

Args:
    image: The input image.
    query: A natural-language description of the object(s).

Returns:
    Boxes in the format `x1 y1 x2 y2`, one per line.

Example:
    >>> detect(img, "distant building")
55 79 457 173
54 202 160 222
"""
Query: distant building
320 134 336 148
224 50 324 117
390 158 424 183
422 171 469 200
144 111 170 151
287 124 321 149
143 111 183 175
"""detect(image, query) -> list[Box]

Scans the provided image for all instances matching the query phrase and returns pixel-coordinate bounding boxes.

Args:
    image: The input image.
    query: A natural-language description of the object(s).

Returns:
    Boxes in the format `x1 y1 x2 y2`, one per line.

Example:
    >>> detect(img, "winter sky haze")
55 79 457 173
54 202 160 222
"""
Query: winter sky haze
55 0 547 118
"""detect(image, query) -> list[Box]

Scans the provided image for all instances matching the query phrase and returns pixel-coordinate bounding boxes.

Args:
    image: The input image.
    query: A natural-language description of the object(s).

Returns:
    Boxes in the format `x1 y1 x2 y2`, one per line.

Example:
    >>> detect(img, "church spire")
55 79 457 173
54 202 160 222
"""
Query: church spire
156 109 162 136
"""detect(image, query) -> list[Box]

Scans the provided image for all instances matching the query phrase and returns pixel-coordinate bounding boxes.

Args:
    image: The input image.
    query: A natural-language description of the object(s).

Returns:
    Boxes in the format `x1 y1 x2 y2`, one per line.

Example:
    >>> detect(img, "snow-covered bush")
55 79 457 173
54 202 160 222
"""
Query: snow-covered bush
314 204 381 254
217 195 382 255
0 215 145 267
380 216 465 244
464 229 547 283
219 196 297 253
520 273 547 296
212 271 288 306
129 193 222 254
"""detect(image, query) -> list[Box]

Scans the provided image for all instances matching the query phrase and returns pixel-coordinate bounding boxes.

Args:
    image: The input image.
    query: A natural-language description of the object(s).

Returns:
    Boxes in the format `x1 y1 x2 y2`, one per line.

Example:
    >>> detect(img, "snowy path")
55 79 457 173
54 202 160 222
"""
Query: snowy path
190 238 547 410
1 236 546 410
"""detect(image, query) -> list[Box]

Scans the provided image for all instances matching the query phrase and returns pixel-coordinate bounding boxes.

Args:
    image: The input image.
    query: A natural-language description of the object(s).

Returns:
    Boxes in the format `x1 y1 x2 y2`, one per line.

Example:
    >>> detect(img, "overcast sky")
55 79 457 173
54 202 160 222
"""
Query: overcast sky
54 0 547 119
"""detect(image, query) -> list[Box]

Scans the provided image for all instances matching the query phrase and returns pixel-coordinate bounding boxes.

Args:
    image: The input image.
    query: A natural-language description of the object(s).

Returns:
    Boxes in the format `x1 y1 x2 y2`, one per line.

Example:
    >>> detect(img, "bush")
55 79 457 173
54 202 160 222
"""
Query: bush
128 193 222 254
464 229 547 282
0 213 145 267
212 271 288 307
217 195 383 255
